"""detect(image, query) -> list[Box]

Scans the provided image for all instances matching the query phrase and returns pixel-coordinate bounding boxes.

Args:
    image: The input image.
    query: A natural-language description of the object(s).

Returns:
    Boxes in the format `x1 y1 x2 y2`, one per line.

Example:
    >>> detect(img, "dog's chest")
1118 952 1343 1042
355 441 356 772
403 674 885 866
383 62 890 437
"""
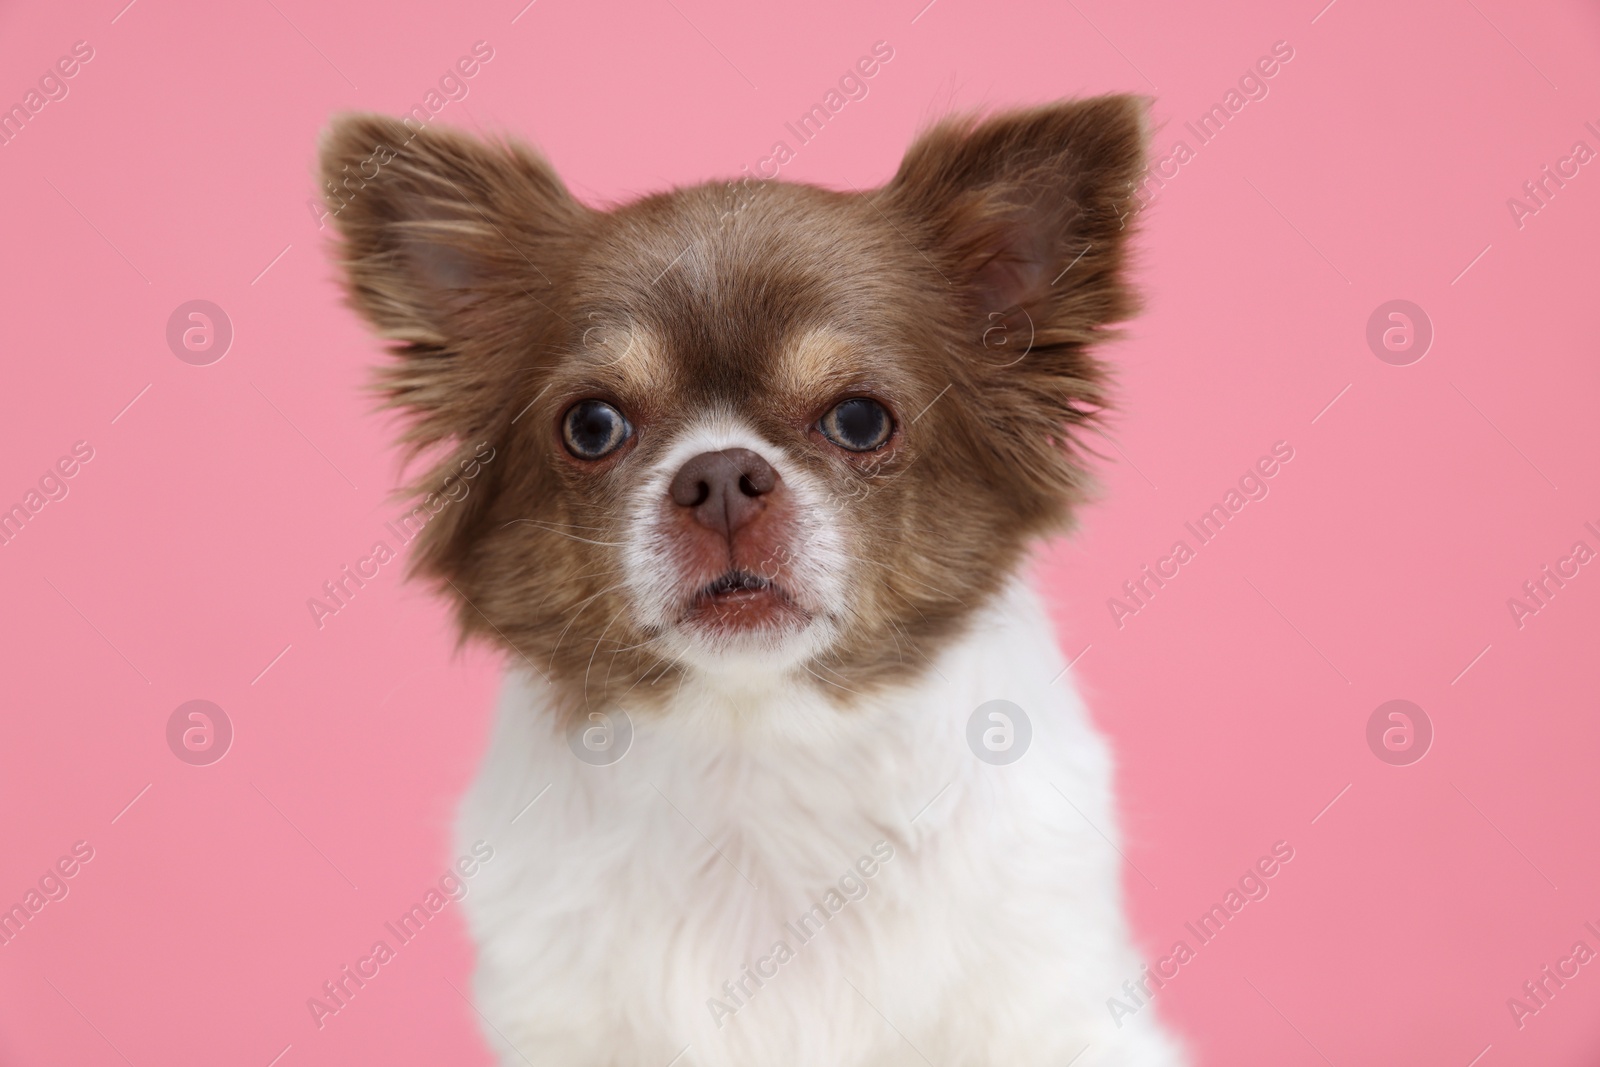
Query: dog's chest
455 584 1121 1064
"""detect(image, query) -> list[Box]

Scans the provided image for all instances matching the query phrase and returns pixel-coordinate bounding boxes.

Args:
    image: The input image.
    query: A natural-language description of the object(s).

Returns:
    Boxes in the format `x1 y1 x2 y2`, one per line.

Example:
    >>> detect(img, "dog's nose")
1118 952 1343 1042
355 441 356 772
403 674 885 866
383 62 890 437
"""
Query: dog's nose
668 448 779 536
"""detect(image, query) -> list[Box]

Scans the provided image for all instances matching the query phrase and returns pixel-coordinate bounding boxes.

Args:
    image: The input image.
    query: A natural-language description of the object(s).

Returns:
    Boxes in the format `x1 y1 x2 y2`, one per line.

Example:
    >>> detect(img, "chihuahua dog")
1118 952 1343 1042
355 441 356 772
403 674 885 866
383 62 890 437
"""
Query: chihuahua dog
320 96 1183 1067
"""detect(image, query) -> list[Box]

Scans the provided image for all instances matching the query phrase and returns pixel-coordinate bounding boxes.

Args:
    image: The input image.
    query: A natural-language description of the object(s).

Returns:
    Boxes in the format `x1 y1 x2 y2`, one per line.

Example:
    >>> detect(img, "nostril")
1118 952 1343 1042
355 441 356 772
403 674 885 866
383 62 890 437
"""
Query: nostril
691 481 711 507
738 456 778 496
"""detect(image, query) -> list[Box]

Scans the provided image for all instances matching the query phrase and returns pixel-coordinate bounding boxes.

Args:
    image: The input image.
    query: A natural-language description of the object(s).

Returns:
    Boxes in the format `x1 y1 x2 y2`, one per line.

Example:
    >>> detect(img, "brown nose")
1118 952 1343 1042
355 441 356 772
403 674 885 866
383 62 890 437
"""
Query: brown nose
668 448 779 536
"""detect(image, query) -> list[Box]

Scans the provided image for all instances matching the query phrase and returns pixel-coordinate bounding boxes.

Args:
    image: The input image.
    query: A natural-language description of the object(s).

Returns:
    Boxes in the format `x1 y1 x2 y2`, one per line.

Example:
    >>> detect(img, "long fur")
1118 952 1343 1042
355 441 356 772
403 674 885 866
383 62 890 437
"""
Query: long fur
319 96 1185 1066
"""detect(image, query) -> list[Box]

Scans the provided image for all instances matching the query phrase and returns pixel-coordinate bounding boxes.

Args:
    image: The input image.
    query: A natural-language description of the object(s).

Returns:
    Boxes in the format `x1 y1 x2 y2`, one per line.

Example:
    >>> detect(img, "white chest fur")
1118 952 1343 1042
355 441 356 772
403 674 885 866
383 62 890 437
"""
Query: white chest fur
455 580 1185 1067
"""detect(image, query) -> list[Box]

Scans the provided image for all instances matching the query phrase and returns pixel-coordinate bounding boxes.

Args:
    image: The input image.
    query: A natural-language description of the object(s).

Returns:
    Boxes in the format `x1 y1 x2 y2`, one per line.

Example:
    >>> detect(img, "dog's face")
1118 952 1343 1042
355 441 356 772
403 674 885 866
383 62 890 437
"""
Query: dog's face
320 99 1145 711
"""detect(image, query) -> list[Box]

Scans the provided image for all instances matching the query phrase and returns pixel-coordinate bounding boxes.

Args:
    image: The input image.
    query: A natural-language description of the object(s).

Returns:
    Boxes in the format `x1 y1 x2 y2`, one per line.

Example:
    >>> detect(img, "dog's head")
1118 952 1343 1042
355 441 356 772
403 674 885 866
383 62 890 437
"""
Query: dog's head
319 98 1145 710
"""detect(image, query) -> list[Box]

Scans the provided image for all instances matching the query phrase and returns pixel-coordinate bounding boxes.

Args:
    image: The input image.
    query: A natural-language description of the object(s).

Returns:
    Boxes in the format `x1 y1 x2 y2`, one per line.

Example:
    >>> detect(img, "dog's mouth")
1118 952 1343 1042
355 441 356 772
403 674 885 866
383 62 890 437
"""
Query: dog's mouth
702 569 775 598
680 568 808 635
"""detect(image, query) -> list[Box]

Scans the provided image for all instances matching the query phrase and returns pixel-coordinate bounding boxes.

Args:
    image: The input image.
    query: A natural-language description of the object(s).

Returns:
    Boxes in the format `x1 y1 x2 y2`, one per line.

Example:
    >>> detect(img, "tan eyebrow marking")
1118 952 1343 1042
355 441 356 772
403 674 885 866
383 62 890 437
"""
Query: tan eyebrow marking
576 320 672 395
778 327 863 398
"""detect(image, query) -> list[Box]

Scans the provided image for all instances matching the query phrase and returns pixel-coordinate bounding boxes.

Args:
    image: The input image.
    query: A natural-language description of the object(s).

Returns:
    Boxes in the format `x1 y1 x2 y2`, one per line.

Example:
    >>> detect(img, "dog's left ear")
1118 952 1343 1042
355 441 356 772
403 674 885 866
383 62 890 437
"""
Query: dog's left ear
879 95 1148 355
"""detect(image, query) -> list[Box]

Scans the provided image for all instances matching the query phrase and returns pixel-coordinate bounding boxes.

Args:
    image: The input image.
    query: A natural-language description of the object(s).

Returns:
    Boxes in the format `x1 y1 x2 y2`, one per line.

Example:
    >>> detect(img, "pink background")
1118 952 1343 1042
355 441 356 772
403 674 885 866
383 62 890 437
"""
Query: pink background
2 0 1598 1063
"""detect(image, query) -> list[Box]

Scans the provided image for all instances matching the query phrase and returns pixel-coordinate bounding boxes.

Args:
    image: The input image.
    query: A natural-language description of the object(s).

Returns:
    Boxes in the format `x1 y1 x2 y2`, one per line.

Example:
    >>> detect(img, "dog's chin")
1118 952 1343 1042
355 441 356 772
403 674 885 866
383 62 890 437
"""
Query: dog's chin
663 570 833 678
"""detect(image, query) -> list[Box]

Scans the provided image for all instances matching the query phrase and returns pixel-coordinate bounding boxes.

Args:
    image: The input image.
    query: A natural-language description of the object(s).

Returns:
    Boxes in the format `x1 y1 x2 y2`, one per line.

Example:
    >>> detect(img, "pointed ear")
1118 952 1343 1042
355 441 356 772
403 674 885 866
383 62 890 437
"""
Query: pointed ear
879 96 1148 354
318 113 585 448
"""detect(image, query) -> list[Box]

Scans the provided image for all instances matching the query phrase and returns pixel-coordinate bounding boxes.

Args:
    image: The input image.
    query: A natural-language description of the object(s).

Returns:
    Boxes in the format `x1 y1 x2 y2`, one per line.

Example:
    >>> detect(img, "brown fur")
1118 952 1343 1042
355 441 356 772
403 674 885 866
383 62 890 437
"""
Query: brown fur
318 97 1147 717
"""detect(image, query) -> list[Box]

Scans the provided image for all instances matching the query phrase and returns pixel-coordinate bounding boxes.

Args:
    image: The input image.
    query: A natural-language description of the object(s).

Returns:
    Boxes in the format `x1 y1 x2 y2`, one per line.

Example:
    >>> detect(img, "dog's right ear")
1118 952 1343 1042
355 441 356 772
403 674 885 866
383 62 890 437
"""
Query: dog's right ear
318 113 586 448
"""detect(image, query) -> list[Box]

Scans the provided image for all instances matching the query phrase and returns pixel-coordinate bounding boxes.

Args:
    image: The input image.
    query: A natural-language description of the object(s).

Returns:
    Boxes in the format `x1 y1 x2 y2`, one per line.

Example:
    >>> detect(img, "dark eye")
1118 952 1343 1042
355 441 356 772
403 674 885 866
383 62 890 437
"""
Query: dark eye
818 397 893 452
562 400 632 460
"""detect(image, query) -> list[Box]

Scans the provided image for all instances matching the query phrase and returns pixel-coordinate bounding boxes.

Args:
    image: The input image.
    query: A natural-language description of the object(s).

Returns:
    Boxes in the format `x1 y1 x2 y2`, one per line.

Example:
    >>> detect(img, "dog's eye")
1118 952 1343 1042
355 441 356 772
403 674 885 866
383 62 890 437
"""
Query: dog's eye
818 397 893 452
562 400 632 460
